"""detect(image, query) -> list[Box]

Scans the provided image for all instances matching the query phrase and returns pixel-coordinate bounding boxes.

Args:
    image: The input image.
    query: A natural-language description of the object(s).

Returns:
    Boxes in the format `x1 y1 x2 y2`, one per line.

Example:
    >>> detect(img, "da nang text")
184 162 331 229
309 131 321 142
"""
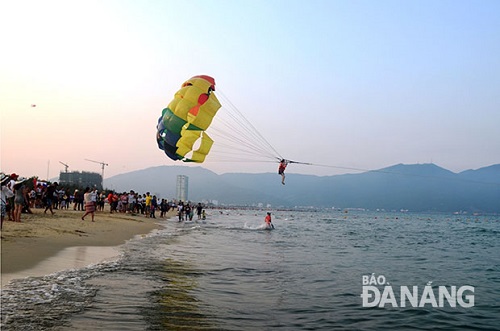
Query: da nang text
360 274 474 308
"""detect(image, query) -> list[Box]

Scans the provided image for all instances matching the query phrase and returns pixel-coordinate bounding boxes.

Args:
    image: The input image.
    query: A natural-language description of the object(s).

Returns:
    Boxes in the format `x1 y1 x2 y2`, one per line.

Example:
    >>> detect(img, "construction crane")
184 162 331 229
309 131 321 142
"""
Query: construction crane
59 161 69 173
84 159 108 185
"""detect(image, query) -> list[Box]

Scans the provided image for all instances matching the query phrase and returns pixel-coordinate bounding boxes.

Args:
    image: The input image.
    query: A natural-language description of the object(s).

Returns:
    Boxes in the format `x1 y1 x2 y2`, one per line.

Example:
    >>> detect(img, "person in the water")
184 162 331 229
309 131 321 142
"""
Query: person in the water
265 212 274 229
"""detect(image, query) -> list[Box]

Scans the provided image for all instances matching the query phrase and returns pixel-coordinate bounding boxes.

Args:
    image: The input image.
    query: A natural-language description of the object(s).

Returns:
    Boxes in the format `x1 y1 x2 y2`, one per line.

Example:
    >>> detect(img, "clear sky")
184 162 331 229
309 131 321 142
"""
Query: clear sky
1 0 499 180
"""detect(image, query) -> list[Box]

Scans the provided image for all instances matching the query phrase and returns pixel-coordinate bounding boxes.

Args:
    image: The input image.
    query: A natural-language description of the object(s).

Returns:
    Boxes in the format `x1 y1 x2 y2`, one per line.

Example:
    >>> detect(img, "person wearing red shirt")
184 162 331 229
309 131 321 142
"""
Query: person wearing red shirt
264 212 274 229
278 159 289 185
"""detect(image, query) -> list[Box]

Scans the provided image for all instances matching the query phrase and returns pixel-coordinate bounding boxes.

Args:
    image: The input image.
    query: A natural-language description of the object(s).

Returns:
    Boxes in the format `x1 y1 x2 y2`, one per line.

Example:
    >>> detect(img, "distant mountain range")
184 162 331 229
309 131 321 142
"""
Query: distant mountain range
103 163 500 213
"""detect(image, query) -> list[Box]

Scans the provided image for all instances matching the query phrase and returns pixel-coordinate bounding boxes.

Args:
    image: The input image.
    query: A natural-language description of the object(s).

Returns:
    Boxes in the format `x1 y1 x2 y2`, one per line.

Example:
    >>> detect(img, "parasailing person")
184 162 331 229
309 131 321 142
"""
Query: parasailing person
278 159 289 185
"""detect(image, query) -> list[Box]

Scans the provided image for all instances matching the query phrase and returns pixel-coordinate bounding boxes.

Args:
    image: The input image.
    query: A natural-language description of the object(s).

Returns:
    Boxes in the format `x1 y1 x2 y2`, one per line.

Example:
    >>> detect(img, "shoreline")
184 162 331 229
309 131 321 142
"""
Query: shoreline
1 207 174 286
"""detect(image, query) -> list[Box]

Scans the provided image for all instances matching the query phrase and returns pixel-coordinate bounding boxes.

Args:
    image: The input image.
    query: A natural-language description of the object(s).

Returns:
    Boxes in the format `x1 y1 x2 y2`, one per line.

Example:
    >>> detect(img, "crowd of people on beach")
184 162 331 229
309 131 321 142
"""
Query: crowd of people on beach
1 172 207 229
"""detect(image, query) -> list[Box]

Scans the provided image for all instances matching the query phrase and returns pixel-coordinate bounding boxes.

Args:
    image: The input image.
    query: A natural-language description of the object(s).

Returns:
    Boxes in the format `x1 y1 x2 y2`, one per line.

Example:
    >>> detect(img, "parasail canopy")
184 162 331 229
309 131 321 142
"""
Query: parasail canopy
156 75 221 162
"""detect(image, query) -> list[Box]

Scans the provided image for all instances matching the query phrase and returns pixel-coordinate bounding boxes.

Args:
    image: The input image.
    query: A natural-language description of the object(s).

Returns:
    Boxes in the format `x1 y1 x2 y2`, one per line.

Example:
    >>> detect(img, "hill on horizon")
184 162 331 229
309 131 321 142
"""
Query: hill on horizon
103 163 500 213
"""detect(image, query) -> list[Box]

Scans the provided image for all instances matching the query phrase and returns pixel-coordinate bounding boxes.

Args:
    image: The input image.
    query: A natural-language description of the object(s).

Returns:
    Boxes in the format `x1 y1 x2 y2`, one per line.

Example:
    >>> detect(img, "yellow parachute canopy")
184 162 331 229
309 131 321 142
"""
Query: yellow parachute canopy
156 75 221 162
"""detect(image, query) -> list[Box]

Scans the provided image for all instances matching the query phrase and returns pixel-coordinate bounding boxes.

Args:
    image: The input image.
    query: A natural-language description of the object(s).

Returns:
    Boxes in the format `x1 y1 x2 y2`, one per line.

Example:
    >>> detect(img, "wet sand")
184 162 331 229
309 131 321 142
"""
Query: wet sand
1 207 173 286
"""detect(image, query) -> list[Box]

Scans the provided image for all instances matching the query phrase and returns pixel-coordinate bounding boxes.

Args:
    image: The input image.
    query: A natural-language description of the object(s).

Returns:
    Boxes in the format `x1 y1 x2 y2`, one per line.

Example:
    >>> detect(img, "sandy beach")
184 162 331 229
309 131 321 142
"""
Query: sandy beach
1 207 173 286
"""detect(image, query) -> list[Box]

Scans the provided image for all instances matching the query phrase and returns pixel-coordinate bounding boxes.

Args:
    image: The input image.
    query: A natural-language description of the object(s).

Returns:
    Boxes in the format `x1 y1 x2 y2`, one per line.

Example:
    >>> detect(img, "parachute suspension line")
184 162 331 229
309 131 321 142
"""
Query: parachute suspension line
209 125 272 158
284 161 500 186
208 134 277 160
215 88 283 161
287 161 418 174
204 157 279 164
212 104 278 160
208 112 275 160
209 117 277 160
208 124 278 162
288 162 376 173
216 89 273 149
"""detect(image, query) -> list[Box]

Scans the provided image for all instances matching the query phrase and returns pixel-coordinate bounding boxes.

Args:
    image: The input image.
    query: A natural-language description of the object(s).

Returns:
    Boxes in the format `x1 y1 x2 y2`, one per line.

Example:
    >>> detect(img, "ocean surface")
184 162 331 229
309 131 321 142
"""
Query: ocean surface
1 210 499 330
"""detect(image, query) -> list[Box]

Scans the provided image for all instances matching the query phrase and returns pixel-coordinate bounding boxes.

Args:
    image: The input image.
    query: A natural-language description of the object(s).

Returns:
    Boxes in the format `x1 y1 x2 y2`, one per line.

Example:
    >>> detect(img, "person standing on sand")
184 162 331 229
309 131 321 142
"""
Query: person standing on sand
127 190 136 213
107 191 116 213
81 187 95 222
73 189 82 211
1 173 14 229
13 178 28 222
145 192 152 218
150 195 158 218
44 182 57 215
7 173 18 221
137 194 145 215
160 199 168 218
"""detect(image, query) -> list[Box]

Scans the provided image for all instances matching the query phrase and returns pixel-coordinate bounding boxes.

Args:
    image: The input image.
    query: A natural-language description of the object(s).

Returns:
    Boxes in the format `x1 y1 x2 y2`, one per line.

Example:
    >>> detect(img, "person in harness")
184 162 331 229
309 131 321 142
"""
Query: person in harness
278 159 289 185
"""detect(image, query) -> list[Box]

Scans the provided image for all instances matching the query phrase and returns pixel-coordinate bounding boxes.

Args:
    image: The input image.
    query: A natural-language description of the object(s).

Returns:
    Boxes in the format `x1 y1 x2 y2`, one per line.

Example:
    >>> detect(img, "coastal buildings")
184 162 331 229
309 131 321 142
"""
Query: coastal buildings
59 171 102 190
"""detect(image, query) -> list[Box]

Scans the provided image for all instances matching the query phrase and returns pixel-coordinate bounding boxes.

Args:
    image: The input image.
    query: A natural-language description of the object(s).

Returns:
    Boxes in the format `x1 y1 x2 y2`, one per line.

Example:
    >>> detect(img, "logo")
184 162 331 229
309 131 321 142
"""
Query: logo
361 274 475 308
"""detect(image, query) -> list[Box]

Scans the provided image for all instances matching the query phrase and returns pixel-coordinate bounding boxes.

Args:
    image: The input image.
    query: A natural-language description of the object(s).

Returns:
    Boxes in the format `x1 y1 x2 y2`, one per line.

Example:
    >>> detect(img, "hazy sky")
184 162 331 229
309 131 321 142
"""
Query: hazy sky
1 0 499 180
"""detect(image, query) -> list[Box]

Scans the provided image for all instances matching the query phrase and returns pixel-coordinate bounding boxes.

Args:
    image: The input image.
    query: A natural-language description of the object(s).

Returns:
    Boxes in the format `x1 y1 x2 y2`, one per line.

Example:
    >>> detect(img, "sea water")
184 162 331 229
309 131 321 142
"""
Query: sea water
1 210 499 330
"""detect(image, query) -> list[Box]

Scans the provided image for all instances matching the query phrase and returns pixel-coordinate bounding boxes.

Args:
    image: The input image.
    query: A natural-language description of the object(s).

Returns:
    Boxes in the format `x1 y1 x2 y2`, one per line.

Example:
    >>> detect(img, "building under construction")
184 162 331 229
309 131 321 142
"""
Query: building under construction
59 171 102 190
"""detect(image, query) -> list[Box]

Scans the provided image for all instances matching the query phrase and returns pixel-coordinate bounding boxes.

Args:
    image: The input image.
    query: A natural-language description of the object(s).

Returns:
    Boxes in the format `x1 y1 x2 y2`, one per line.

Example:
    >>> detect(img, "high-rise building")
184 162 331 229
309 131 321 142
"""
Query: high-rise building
176 175 188 202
